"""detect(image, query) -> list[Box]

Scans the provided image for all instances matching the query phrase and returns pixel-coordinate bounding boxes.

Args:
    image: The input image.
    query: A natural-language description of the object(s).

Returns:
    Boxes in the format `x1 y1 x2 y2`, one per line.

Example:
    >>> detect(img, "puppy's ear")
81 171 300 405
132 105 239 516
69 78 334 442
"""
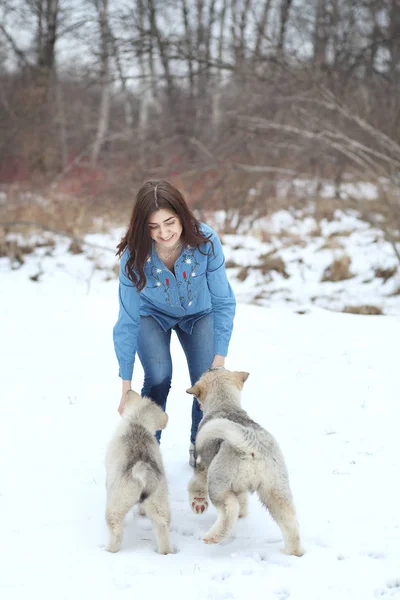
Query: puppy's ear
232 371 250 390
186 382 206 401
158 411 169 431
237 371 249 383
125 390 141 404
186 384 199 396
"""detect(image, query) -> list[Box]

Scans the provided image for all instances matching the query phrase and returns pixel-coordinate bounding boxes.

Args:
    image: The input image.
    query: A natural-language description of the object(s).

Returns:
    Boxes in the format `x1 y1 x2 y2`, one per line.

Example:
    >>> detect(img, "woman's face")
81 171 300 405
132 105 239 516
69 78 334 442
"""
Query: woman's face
148 208 183 249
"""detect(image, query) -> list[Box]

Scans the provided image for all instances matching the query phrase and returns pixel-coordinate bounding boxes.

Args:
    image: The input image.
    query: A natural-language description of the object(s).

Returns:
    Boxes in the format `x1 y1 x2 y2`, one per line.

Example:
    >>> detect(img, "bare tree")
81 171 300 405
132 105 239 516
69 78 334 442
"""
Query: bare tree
211 0 228 131
277 0 293 60
91 0 112 165
389 0 400 86
253 0 272 62
313 0 329 68
181 0 195 99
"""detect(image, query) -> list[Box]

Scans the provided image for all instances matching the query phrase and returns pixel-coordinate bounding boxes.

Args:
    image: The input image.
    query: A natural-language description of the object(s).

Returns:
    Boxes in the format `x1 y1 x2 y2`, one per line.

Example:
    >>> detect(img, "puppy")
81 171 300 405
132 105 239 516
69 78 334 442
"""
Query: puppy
187 369 303 556
105 391 173 554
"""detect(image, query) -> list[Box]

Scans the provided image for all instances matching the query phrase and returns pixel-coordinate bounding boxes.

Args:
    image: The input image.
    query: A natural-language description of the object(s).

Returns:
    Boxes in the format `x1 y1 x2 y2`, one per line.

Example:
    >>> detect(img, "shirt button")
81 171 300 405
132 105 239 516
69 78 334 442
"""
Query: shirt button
180 297 184 301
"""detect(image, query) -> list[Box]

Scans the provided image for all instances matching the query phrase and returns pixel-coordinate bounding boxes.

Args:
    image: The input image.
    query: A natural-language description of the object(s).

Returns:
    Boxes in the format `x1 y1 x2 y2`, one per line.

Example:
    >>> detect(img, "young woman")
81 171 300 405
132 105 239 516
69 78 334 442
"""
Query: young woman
113 180 236 466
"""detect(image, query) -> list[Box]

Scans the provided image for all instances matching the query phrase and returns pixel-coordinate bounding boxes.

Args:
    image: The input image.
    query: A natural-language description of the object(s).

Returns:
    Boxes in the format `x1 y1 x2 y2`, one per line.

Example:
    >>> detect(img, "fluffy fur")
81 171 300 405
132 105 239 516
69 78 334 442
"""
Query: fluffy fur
187 369 303 555
105 391 173 554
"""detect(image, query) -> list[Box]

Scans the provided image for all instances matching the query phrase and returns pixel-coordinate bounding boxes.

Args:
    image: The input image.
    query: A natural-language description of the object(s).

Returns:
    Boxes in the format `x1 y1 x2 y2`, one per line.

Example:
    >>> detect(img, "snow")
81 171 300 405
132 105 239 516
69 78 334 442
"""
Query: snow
206 209 400 315
272 178 380 203
1 225 400 600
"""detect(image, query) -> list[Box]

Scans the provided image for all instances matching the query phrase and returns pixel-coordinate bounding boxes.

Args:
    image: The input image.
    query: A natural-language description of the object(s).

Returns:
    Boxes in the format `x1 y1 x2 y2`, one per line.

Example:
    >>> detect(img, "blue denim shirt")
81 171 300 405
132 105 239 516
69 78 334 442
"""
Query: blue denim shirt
113 223 236 380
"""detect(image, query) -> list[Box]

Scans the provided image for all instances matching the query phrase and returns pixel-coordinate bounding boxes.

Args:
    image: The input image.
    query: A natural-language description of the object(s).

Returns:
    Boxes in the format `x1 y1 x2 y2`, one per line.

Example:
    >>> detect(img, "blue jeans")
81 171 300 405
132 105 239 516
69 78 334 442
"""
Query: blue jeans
137 313 214 443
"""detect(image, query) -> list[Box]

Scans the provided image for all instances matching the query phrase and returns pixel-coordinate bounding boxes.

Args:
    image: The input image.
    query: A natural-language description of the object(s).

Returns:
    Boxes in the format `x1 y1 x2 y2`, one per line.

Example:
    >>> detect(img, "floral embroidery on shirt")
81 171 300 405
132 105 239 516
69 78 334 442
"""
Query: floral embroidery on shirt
148 265 172 305
176 249 200 307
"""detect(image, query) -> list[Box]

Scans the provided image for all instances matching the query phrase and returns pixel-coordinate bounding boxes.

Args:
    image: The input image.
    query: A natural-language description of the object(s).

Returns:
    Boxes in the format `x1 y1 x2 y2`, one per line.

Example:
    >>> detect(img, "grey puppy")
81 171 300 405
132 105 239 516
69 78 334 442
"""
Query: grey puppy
187 369 303 556
105 391 174 554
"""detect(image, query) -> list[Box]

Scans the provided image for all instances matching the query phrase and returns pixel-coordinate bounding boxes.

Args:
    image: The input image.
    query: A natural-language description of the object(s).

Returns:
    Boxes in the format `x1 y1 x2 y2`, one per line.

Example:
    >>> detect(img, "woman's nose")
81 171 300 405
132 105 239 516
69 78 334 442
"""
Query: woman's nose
160 225 169 237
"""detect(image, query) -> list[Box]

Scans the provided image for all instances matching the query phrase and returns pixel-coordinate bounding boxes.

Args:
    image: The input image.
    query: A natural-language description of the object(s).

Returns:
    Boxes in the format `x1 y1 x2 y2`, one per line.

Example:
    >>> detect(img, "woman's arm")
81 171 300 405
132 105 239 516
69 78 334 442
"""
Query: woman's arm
113 250 141 412
118 379 133 415
205 230 236 361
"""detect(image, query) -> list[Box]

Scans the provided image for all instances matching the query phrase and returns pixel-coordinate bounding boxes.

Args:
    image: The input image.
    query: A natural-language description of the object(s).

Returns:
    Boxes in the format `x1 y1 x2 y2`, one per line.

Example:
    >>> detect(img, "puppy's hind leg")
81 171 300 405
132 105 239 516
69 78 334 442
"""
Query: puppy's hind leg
237 492 248 518
106 484 138 553
188 466 209 514
257 484 304 557
203 491 240 544
144 484 174 555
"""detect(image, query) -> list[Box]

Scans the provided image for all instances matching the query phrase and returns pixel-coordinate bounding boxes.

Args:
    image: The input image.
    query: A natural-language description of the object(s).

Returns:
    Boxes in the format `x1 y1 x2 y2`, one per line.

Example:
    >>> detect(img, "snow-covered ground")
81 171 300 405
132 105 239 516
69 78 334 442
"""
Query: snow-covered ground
0 221 399 600
208 208 400 315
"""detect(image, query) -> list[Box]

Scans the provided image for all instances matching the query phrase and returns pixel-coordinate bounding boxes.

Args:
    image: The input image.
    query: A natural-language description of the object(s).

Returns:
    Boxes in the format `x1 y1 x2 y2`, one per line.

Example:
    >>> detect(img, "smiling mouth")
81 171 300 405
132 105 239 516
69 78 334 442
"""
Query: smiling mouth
159 234 174 242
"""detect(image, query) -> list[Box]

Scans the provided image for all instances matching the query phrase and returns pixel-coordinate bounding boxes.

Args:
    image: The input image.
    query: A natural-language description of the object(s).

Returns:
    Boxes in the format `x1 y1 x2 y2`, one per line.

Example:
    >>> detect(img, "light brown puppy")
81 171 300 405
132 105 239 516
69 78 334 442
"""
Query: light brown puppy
187 369 303 556
105 391 174 554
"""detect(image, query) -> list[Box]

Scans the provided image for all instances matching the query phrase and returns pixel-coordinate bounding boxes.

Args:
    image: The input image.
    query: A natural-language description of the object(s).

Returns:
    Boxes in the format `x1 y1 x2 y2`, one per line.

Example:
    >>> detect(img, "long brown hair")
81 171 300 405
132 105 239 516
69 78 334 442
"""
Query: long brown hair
116 180 213 291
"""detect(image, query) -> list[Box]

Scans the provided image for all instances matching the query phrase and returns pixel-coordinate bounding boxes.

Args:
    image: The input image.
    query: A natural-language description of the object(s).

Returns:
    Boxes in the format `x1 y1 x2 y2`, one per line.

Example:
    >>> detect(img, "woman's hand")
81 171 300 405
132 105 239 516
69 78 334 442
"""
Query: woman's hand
118 380 132 415
211 355 225 368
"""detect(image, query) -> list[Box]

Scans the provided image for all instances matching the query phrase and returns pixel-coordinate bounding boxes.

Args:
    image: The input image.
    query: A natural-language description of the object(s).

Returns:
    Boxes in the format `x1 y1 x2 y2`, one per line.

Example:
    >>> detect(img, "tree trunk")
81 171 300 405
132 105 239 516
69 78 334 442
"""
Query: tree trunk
253 0 272 62
389 0 400 86
35 0 60 172
277 0 293 61
211 0 227 132
91 0 111 165
313 0 328 68
182 0 195 99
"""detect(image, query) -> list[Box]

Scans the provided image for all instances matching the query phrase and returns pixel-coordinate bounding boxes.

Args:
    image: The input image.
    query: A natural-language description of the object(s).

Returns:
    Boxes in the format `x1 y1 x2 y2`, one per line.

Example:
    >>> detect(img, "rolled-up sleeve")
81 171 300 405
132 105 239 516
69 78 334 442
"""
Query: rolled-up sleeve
206 231 236 356
112 250 140 380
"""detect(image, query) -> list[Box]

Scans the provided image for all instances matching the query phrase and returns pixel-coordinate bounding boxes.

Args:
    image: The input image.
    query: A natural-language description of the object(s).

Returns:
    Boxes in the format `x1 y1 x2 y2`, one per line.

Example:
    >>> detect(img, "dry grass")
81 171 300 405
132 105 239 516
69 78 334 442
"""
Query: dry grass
68 240 84 255
311 197 338 221
236 266 250 281
258 252 289 278
343 305 383 315
308 224 322 237
253 229 274 244
388 286 400 296
321 254 353 282
374 266 397 283
0 183 130 238
319 238 345 250
232 253 289 282
253 291 267 301
0 238 36 267
279 229 308 248
328 229 354 238
225 259 240 269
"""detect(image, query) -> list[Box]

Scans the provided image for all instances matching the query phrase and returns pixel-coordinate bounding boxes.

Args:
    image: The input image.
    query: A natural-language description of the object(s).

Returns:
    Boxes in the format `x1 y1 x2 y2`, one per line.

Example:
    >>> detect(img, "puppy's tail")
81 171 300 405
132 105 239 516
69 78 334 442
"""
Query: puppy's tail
196 418 258 455
131 461 158 503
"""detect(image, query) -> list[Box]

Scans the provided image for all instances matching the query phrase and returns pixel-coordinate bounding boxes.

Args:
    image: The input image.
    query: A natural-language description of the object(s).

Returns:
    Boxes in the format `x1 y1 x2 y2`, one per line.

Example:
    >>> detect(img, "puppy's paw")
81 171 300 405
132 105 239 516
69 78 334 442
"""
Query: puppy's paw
106 543 121 553
203 532 223 544
158 545 175 555
191 496 208 514
282 545 305 557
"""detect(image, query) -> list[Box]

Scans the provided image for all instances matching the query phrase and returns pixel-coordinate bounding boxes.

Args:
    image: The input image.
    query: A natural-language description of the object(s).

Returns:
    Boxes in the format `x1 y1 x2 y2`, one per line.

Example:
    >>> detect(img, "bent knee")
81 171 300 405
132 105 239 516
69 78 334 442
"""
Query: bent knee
143 374 172 394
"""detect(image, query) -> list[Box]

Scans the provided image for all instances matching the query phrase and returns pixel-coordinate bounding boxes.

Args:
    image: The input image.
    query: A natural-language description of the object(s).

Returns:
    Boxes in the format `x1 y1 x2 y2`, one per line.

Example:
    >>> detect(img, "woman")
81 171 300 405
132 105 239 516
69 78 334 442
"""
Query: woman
113 180 236 466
